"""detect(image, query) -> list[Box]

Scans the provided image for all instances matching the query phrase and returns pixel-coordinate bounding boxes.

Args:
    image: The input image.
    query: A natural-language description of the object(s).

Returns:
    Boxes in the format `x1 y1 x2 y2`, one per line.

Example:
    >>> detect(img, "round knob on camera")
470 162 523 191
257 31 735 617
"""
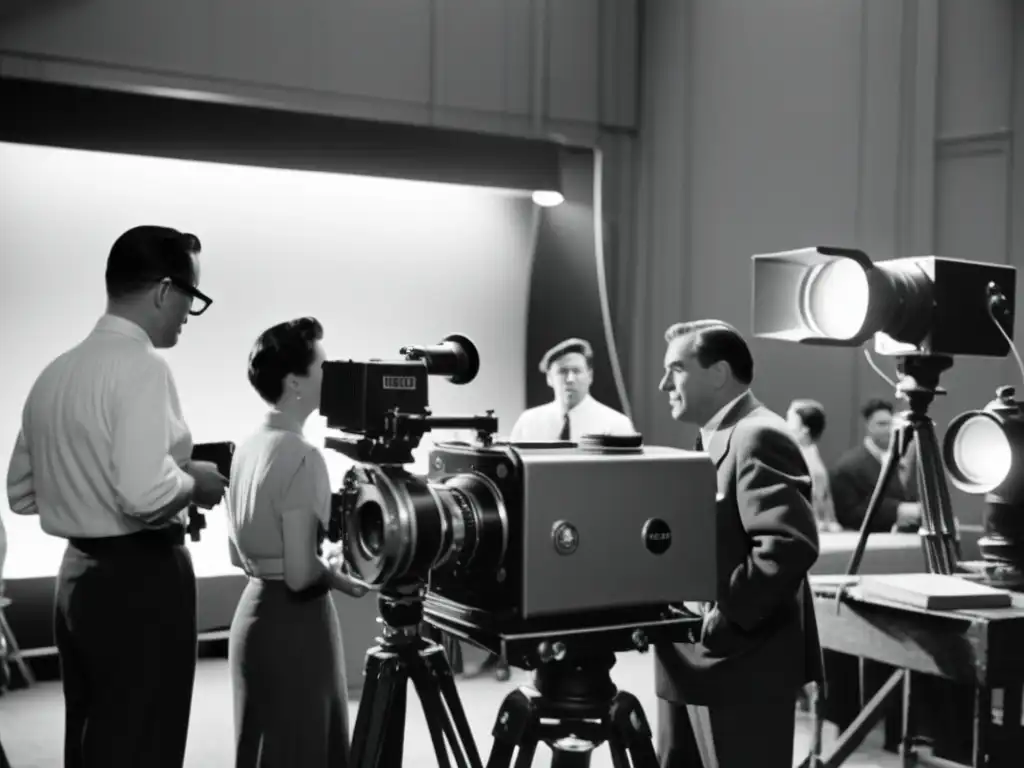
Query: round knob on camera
537 640 567 663
537 640 555 663
631 629 649 653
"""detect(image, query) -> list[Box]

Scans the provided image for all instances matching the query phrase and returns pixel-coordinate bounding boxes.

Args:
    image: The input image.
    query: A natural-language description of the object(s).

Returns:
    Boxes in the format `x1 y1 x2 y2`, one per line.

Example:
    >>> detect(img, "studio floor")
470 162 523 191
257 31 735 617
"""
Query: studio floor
0 650 901 768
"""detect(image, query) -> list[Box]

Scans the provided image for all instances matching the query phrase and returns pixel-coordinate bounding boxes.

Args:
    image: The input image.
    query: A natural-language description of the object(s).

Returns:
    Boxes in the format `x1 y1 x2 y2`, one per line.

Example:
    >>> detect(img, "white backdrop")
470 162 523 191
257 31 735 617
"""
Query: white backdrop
0 142 536 578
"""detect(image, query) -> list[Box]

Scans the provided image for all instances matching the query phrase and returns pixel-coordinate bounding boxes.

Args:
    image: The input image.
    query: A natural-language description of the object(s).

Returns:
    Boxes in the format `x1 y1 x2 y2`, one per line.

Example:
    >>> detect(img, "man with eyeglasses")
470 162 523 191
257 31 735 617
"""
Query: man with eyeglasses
5 225 227 768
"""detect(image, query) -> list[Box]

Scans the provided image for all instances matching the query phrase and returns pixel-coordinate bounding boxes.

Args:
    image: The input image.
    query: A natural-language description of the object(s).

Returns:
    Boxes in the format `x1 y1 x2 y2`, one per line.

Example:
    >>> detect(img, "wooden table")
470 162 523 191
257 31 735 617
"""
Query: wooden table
804 575 1024 768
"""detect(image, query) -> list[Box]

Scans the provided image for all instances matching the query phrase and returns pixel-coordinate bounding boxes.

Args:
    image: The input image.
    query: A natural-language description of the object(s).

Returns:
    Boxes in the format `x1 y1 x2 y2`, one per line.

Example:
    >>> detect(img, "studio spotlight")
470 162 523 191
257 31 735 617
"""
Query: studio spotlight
944 386 1024 589
751 246 1016 357
750 246 1020 584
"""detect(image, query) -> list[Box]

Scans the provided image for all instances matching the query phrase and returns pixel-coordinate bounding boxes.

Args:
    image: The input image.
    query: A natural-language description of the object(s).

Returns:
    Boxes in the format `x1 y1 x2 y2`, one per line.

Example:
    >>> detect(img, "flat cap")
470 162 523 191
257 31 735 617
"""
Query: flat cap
539 337 594 373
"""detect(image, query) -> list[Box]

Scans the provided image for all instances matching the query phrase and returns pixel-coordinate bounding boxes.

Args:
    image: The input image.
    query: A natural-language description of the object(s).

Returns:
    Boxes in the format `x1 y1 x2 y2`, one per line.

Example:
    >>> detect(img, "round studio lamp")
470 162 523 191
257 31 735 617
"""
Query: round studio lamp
944 385 1024 589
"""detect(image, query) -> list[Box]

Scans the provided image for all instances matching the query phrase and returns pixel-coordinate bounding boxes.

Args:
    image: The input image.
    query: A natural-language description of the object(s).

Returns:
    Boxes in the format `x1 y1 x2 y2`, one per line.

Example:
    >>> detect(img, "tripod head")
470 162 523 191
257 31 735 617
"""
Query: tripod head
375 580 429 645
895 354 954 417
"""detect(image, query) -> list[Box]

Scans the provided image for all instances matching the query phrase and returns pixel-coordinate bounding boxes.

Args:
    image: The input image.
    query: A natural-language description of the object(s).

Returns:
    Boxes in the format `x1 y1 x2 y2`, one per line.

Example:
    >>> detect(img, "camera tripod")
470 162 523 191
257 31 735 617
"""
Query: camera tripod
349 584 484 768
841 354 962 598
486 652 659 768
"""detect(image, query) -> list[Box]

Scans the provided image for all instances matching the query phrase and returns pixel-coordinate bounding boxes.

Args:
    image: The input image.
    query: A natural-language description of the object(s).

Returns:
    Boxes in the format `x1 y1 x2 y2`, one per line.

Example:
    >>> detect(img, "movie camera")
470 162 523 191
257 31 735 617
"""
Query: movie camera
185 441 235 541
319 334 719 768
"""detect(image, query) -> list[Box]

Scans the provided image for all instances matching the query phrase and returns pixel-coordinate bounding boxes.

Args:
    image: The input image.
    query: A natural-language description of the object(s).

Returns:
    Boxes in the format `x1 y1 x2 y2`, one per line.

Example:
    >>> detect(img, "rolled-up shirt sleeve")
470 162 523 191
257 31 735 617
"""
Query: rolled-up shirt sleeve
111 359 194 515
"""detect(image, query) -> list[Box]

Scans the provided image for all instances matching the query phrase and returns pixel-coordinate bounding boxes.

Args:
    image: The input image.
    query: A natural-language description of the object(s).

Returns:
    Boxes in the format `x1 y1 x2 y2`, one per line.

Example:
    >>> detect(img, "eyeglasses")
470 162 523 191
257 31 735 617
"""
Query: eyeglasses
166 276 213 316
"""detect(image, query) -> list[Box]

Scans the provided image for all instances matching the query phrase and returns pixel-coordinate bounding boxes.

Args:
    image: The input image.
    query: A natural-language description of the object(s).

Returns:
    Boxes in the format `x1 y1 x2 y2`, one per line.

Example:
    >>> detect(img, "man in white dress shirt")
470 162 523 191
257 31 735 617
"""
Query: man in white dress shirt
509 337 634 442
5 226 228 768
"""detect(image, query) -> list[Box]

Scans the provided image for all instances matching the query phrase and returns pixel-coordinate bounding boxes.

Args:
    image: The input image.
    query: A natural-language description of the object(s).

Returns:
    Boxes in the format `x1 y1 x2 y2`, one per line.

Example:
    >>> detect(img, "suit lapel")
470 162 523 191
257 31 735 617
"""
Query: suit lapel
706 391 762 467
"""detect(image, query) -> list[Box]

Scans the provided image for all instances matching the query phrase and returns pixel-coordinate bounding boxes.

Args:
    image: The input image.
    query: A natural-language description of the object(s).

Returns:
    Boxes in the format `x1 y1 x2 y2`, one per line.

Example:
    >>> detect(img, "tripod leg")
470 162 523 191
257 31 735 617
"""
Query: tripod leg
350 655 385 764
607 692 660 768
912 428 946 573
486 689 543 768
350 653 408 768
838 423 913 610
914 424 962 571
407 667 456 768
406 644 475 768
430 647 487 768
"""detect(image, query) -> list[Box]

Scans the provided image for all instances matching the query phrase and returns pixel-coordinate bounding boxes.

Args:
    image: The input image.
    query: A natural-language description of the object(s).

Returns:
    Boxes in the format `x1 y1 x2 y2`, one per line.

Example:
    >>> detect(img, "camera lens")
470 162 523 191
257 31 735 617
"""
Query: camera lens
358 502 385 557
431 474 508 575
340 465 508 587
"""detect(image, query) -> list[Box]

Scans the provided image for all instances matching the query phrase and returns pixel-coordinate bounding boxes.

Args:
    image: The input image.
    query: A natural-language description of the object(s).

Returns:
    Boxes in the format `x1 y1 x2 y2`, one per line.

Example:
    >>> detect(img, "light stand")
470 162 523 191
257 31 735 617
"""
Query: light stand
349 582 484 768
840 354 962 601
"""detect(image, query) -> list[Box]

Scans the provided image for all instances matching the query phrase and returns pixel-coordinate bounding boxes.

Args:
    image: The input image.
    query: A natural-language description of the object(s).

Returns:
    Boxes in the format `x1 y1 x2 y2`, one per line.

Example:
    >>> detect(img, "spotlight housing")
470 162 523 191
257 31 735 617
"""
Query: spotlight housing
750 246 1016 357
944 386 1024 588
944 386 1023 499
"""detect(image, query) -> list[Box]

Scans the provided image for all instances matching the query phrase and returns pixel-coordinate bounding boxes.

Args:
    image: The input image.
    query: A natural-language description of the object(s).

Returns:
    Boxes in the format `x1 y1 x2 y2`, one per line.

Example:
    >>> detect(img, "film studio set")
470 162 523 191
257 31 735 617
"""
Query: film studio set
2 2 1024 768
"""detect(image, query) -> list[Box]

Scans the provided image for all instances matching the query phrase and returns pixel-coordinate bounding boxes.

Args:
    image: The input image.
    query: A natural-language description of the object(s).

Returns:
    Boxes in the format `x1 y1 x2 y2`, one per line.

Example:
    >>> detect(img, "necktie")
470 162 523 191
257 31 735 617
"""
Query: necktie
694 432 704 451
559 413 571 441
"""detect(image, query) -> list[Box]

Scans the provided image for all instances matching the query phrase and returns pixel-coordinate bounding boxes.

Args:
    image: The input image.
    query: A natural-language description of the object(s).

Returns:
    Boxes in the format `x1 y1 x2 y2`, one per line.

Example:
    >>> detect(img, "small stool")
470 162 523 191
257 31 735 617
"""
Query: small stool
0 595 34 688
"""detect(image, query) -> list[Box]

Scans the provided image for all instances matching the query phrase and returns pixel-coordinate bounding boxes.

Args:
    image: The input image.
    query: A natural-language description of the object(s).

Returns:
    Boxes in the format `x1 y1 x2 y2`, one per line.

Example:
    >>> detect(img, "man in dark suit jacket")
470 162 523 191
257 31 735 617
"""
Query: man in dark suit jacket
831 398 921 532
654 320 822 768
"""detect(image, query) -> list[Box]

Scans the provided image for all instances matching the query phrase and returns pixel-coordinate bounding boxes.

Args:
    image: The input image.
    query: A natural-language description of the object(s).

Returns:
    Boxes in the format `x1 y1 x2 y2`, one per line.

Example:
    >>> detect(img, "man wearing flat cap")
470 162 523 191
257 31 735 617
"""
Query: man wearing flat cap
509 337 634 442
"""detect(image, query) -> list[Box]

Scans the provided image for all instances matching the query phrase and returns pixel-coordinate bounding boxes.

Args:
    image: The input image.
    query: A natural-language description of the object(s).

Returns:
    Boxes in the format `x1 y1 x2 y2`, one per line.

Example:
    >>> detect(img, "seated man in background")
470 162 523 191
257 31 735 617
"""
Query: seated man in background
787 399 841 531
831 398 920 532
509 337 634 441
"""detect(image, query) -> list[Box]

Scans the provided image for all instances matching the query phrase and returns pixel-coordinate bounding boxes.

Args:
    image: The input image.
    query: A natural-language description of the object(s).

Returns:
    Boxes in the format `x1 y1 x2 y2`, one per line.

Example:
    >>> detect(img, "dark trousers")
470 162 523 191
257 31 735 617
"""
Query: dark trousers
657 695 797 768
55 530 198 768
0 736 10 768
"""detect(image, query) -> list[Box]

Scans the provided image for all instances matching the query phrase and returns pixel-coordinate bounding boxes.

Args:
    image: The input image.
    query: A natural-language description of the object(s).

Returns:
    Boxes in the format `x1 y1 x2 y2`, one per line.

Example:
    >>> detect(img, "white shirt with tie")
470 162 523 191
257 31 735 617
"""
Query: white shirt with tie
6 314 196 539
508 395 635 442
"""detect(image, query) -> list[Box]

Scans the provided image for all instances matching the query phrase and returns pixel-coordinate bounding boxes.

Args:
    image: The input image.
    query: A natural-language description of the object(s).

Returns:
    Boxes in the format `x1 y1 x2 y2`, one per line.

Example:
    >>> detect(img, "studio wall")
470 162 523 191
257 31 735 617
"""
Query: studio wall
0 0 638 145
604 0 1024 528
0 141 537 580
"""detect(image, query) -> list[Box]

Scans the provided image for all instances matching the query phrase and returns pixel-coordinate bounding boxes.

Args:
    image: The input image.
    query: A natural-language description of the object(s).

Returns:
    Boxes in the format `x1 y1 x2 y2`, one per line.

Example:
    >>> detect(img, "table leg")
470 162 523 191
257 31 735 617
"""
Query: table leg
807 681 824 768
899 670 916 767
998 684 1022 760
972 686 991 767
796 669 905 768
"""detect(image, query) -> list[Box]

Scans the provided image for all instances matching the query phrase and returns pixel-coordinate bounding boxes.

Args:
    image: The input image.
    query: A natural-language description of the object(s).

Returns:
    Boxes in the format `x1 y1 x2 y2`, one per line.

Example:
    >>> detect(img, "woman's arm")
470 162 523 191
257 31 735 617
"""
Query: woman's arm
280 453 368 596
227 536 244 569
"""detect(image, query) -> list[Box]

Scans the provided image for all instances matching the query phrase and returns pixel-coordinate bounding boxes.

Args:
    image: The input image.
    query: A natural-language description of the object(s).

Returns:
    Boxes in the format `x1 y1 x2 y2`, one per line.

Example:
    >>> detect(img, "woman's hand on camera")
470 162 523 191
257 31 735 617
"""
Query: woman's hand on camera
322 539 346 565
326 560 370 598
335 574 370 598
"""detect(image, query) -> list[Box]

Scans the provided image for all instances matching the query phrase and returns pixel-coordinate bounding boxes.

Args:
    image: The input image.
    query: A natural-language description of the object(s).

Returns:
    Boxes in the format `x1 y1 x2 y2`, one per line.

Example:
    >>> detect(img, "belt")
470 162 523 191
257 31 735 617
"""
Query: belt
240 556 285 579
69 526 186 555
247 577 330 599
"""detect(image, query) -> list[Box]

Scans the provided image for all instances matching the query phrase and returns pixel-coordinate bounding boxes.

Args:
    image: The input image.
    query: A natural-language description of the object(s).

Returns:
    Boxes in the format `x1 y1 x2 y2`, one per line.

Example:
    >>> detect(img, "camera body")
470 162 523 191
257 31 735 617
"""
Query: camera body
425 440 719 620
334 436 719 624
186 441 235 541
320 359 429 436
